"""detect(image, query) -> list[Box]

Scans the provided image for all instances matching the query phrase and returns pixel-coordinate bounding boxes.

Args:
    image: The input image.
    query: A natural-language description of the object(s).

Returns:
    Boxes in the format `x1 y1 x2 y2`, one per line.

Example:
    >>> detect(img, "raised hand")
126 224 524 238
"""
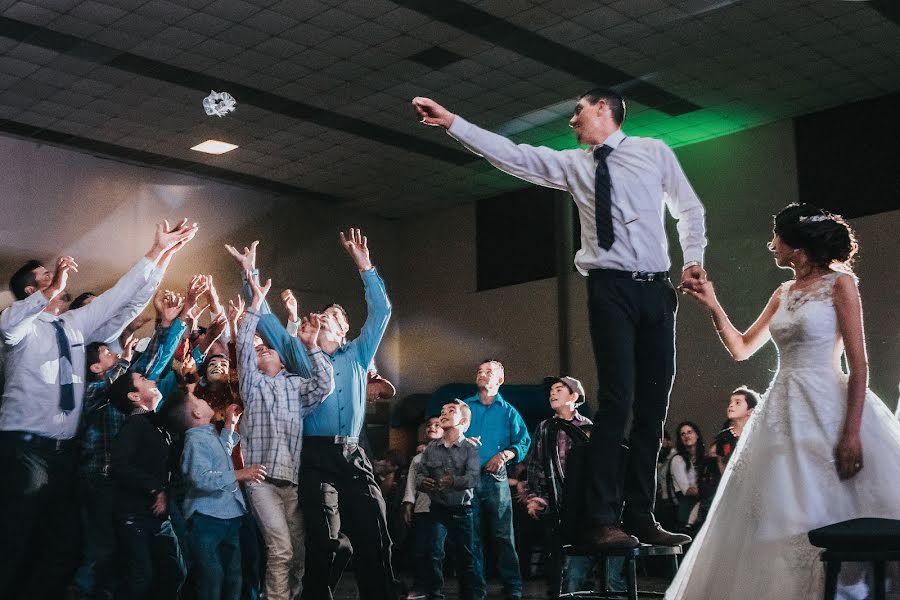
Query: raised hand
151 490 168 517
204 314 227 346
227 295 245 338
185 274 210 308
235 464 267 484
411 97 455 128
281 289 299 322
224 403 242 427
339 228 372 271
224 241 259 272
297 313 322 350
205 274 223 317
152 219 198 255
44 256 78 300
121 336 139 363
246 271 271 311
154 289 184 326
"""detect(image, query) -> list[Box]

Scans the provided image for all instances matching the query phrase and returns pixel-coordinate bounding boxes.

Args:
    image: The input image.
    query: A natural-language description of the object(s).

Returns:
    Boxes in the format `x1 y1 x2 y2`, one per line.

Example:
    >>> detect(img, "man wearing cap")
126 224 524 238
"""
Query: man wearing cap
524 376 625 596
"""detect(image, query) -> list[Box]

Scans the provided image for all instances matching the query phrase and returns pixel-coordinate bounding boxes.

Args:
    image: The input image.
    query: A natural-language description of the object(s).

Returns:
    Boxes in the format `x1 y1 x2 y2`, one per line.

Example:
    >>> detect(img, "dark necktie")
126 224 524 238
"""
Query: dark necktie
51 319 75 412
594 144 614 250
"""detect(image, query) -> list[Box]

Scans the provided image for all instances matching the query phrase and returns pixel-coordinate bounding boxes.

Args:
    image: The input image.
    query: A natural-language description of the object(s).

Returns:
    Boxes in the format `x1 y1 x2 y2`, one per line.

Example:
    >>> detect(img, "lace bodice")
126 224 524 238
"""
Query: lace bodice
769 270 850 376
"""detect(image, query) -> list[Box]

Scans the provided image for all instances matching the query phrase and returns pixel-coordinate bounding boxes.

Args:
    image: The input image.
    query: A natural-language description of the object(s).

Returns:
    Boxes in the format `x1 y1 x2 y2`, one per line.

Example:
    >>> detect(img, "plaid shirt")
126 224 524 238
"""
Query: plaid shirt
237 309 334 484
525 411 591 504
79 319 187 476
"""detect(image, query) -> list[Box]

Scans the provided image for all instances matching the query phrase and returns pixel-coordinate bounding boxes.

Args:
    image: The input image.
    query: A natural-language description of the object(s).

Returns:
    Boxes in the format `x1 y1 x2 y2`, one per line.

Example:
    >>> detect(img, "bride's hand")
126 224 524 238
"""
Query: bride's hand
834 433 863 480
679 280 719 309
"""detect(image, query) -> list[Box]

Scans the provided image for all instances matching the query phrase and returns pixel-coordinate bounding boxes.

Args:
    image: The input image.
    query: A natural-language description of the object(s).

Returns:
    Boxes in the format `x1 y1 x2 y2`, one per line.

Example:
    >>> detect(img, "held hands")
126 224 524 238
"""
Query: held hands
246 271 271 312
678 265 708 294
297 313 323 350
339 229 372 271
679 279 719 310
224 241 258 272
411 97 455 129
44 256 78 300
526 497 548 520
235 464 267 484
834 433 863 480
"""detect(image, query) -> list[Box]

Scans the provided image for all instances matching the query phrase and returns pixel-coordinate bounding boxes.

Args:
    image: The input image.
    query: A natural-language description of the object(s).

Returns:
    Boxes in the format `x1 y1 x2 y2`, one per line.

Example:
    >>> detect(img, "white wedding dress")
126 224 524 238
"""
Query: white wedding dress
667 271 900 600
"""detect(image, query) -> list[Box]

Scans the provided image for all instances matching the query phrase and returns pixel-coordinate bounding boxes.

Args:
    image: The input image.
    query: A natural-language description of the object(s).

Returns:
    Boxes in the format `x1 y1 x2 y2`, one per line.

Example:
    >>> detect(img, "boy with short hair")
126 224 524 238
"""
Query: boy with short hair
178 393 267 600
416 400 480 600
525 376 625 596
402 416 444 599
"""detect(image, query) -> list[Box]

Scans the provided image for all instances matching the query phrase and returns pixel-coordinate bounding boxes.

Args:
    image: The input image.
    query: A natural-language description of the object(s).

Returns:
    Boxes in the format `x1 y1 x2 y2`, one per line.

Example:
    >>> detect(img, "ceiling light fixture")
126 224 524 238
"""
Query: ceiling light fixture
191 140 238 154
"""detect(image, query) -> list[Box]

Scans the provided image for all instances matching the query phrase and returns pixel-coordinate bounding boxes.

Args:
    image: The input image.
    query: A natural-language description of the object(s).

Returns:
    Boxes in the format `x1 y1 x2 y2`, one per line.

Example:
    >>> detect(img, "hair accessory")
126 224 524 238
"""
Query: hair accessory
799 214 829 223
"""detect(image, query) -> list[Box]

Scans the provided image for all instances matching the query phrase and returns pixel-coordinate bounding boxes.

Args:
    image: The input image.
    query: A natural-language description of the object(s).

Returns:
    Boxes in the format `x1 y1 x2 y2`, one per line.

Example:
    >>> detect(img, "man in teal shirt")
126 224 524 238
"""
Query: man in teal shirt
226 229 395 600
464 359 531 600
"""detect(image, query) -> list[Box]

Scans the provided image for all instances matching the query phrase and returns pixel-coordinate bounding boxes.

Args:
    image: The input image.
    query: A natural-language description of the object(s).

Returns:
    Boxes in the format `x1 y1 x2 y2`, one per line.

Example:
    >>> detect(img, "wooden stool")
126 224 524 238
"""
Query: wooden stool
808 518 900 600
557 543 683 600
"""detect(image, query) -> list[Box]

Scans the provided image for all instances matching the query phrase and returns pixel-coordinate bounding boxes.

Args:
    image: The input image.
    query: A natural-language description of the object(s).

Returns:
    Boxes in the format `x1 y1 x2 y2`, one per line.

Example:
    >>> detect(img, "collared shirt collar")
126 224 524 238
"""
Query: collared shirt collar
442 432 466 448
592 128 626 152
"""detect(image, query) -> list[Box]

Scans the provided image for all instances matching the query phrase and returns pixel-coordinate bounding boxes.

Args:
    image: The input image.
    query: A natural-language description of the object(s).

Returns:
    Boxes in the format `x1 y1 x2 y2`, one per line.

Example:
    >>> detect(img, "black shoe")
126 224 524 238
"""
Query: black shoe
629 522 691 546
584 524 641 550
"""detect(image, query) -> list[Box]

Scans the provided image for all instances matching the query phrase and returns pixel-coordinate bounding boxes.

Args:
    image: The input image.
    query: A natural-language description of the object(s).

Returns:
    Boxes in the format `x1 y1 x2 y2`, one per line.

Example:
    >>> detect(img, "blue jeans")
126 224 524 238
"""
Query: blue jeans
427 505 476 600
116 514 186 600
188 513 243 600
472 473 522 599
564 555 626 593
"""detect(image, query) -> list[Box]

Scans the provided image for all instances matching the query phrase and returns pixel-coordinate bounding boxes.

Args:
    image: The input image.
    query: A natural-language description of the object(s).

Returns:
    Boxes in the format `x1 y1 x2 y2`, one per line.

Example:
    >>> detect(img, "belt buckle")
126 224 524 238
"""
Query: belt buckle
333 435 358 445
632 271 651 282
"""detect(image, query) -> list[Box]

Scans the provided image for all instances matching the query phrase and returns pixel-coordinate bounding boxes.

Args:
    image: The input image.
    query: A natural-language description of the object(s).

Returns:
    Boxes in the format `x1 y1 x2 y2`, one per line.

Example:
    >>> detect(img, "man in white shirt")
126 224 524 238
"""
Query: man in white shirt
413 91 705 550
0 219 197 599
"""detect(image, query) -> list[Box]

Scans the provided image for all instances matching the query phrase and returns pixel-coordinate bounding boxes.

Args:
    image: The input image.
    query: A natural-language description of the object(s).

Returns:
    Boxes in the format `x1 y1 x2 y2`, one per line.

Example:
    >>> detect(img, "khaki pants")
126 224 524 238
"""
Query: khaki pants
246 480 305 600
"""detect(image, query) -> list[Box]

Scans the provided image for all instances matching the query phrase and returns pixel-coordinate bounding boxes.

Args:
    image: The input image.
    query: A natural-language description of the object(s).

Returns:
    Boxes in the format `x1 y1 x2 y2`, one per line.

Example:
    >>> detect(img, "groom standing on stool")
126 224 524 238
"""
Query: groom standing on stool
413 89 706 549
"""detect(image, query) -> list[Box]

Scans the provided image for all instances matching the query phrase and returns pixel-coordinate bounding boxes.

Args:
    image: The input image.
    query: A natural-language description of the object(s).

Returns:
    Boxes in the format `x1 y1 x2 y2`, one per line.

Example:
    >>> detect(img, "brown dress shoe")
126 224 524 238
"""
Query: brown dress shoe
630 523 691 546
584 525 640 550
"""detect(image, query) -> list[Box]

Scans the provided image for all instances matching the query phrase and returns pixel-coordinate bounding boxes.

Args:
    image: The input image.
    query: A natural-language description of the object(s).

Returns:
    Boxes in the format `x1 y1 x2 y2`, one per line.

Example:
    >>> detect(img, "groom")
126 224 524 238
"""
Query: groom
413 90 706 549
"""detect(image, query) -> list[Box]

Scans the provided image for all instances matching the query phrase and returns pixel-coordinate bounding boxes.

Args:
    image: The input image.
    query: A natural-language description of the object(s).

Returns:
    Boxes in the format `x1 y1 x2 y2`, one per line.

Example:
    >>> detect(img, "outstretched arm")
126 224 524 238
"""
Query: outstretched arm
682 281 780 361
412 96 570 190
340 229 392 366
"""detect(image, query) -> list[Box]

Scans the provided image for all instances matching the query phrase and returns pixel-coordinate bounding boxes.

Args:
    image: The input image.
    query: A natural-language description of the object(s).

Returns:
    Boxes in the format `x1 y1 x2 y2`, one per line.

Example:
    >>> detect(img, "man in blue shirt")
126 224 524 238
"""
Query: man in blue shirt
464 360 531 600
226 229 395 600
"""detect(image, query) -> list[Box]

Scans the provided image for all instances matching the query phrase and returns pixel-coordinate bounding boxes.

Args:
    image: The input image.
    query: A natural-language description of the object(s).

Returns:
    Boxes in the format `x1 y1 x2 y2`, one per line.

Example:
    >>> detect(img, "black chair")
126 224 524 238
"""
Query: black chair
542 419 682 600
809 517 900 600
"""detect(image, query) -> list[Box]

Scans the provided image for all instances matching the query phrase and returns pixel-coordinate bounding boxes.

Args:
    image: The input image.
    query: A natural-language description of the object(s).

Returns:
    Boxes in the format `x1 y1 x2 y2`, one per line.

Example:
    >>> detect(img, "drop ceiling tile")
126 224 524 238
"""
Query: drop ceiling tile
3 1 57 25
68 0 127 25
135 0 195 25
215 23 270 47
181 11 233 36
205 0 261 22
378 6 430 32
243 8 295 35
48 14 103 37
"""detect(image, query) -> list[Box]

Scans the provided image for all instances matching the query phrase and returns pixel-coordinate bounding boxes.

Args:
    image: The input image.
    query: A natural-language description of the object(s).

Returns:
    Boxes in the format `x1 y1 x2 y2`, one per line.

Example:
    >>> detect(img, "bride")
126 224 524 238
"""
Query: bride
667 203 900 599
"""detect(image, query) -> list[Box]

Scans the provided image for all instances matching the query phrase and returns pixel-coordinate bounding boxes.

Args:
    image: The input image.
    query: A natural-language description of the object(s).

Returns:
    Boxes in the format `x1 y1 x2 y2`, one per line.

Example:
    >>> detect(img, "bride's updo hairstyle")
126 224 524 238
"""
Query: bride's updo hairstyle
773 203 858 270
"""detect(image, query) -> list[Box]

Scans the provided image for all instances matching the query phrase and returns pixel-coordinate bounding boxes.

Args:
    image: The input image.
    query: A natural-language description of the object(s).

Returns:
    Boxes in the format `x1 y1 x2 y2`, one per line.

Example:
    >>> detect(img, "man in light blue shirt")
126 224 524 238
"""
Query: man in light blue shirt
464 359 531 600
226 228 395 600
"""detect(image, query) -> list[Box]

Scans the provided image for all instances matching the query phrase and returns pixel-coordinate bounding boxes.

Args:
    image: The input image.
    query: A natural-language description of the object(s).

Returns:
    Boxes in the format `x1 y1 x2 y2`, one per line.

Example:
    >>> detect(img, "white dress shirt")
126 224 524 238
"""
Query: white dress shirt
448 116 707 275
0 257 163 439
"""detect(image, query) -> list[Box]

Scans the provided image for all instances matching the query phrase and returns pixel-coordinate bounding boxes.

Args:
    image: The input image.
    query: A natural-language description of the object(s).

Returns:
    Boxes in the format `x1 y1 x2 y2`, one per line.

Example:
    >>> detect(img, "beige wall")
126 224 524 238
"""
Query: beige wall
392 119 900 439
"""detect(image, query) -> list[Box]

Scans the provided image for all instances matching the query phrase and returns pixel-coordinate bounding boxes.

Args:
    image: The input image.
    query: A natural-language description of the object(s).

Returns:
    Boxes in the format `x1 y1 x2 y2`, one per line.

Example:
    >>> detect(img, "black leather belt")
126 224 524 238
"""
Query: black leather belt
589 268 669 282
2 430 76 451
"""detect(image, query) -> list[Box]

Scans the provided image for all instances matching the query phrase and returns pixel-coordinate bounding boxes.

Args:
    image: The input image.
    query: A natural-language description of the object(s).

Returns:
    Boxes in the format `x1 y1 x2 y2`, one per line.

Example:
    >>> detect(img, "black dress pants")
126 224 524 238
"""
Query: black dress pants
0 431 79 600
585 271 677 527
299 438 397 600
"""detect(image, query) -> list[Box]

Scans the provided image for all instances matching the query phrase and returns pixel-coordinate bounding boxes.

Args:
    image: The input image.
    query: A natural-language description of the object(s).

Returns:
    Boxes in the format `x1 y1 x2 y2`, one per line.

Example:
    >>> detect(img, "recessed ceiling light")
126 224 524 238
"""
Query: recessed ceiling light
191 140 238 154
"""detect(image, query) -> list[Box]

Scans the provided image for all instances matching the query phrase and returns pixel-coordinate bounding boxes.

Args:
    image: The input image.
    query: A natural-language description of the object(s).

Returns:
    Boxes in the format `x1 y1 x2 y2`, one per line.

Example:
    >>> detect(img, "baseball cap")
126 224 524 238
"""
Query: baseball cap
543 375 586 408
